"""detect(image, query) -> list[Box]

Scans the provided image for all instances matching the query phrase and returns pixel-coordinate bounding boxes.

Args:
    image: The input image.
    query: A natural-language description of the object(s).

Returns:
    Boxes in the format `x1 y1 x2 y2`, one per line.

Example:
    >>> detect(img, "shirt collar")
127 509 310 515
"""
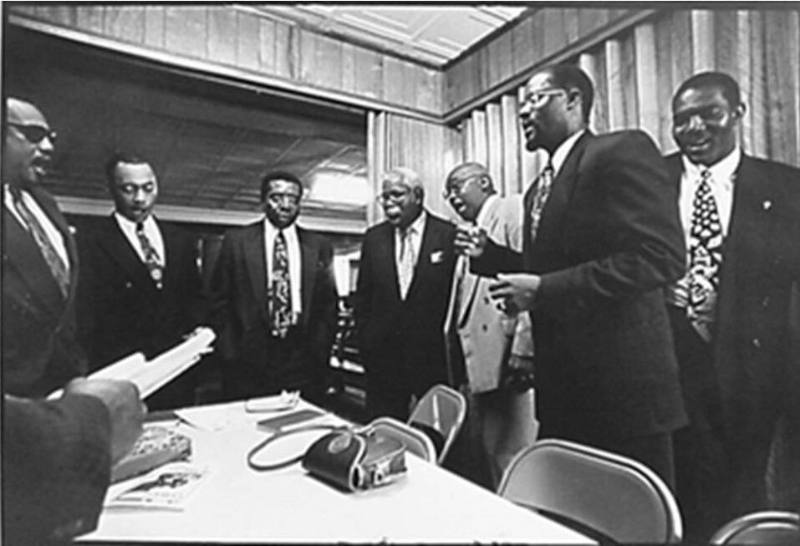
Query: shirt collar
114 211 157 231
474 194 498 227
681 146 742 184
263 217 298 240
550 129 586 176
399 209 427 236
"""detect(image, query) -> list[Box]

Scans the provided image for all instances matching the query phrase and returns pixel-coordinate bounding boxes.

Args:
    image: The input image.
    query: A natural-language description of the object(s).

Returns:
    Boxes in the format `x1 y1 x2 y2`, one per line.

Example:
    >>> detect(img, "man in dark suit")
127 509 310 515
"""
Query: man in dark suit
77 152 203 409
459 64 687 485
354 167 456 420
2 97 86 397
208 171 338 404
665 71 800 539
4 378 144 544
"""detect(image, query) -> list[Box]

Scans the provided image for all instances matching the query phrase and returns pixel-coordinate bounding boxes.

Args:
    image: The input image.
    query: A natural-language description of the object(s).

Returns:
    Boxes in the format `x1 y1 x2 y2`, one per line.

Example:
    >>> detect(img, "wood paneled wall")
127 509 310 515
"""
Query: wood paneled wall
367 112 463 225
8 3 443 117
456 7 800 195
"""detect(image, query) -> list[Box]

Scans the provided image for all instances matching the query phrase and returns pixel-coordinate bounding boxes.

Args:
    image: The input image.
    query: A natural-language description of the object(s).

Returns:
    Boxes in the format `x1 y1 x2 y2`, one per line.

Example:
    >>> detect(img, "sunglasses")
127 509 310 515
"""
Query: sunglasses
9 123 57 144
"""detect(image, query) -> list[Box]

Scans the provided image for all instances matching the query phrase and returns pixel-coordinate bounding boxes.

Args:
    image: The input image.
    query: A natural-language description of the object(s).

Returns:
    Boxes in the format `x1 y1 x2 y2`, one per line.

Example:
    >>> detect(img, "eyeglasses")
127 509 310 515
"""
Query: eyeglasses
377 187 410 204
8 123 57 145
266 192 301 206
673 106 729 130
523 88 567 108
442 176 481 200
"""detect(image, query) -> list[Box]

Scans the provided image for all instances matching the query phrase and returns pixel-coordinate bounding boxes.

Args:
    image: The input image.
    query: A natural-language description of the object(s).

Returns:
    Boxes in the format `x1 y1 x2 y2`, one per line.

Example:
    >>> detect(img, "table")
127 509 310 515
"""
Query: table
82 399 594 544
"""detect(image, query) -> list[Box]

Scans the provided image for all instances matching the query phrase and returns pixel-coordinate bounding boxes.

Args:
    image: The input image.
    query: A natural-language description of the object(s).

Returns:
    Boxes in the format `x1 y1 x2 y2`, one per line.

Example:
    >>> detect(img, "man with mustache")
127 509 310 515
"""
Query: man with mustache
666 71 800 539
77 152 204 409
355 167 456 420
208 171 338 404
457 64 687 486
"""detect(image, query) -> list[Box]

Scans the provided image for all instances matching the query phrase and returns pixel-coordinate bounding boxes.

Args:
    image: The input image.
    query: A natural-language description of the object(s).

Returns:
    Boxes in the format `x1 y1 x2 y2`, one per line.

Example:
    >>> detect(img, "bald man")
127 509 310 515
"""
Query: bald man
2 97 87 396
354 167 456 420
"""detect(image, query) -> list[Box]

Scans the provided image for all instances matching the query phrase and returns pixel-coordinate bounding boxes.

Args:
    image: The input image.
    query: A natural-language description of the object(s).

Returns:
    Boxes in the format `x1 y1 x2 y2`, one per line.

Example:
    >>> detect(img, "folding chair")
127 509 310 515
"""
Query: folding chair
497 438 683 544
369 416 437 463
710 511 800 545
408 384 466 464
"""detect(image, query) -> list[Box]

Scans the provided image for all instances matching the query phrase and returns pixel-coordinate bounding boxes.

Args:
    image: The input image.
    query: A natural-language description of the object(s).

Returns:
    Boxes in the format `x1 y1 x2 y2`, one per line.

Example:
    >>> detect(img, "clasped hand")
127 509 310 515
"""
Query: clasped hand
488 273 541 315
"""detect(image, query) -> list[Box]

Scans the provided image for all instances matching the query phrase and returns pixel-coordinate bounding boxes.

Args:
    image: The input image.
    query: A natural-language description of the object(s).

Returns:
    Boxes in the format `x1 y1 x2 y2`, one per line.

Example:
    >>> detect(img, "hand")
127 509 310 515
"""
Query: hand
64 378 145 465
454 224 488 258
488 273 541 314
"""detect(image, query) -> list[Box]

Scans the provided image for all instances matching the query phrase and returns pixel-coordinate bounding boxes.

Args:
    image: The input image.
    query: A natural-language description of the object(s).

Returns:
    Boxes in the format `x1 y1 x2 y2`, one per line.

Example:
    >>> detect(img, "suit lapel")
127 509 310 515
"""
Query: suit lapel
96 216 155 290
31 186 80 297
407 215 439 298
244 223 267 315
298 228 316 320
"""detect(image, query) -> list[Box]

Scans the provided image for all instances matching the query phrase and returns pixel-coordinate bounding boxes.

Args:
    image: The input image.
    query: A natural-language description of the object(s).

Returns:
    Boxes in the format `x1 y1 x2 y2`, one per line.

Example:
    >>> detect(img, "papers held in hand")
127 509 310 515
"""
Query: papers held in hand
48 327 216 400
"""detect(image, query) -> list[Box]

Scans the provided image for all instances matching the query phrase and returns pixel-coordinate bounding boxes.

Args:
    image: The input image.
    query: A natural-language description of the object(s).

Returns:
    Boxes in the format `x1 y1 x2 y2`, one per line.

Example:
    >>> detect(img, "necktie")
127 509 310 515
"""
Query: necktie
398 227 416 300
529 163 554 241
686 169 723 341
270 230 293 337
136 222 164 290
11 187 69 298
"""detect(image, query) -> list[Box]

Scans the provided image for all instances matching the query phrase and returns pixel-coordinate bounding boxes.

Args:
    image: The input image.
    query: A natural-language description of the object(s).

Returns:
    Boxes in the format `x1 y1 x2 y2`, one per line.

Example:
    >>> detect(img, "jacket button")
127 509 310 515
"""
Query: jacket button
762 296 770 308
125 281 133 288
752 338 761 348
482 324 488 332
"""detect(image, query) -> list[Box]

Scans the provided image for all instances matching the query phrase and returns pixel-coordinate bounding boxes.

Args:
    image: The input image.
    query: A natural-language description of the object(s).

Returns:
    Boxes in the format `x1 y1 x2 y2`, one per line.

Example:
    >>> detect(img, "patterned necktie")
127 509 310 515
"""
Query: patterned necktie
11 187 69 298
270 230 293 337
398 227 416 300
136 222 164 290
686 169 723 341
530 163 554 241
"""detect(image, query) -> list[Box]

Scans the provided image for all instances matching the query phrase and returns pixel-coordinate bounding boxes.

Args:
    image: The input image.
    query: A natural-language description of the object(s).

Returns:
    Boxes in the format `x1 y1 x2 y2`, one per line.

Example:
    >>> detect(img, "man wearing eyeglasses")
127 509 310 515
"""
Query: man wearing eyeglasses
208 171 338 404
354 167 456 420
457 64 688 487
75 152 204 409
666 71 800 540
2 97 88 396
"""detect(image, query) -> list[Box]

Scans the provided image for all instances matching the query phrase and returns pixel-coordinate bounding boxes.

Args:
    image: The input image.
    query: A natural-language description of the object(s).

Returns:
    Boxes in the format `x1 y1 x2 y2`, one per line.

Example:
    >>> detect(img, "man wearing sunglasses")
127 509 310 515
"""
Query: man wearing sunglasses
666 71 800 540
457 64 688 488
2 97 87 397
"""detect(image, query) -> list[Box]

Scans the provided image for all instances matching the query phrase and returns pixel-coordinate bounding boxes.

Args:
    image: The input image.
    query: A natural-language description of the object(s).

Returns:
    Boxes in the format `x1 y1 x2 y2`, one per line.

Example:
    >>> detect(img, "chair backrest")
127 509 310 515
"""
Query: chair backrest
408 384 466 464
369 416 436 463
710 511 800 545
497 439 683 544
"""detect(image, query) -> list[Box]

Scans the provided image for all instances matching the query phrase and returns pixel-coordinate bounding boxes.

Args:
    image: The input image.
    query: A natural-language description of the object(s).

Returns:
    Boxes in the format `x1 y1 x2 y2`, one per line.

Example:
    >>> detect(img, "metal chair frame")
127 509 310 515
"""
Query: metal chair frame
368 416 437 463
710 510 800 545
408 384 467 464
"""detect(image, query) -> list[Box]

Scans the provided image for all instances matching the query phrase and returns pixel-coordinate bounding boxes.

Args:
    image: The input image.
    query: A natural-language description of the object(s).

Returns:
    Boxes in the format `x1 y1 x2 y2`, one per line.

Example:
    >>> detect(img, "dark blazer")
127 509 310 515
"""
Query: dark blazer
665 152 800 438
354 212 457 395
3 393 111 544
477 130 688 440
76 216 204 369
208 221 338 399
2 185 86 397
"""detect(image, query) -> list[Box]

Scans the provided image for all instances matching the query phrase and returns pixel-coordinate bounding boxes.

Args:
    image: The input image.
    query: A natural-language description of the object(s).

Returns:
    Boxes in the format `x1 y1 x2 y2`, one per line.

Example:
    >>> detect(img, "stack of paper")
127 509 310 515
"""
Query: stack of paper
49 327 215 400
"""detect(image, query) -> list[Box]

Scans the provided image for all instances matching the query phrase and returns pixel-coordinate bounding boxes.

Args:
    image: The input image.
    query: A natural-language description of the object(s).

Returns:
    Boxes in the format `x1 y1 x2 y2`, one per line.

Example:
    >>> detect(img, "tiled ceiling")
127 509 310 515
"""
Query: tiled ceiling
243 4 528 66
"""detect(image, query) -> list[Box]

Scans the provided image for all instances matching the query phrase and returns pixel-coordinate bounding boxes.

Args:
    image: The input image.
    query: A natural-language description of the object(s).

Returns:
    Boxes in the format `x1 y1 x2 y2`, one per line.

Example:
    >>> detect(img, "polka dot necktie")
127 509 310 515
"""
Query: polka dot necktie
270 230 292 337
686 169 723 341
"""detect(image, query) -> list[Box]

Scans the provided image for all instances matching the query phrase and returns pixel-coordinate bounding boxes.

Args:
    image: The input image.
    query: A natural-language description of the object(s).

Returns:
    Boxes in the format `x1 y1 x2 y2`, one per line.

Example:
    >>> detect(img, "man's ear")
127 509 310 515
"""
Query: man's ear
733 102 747 120
478 175 492 192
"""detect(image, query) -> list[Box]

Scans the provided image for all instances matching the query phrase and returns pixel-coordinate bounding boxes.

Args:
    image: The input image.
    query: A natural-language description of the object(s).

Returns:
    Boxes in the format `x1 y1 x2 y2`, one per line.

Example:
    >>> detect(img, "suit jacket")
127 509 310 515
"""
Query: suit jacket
665 152 800 439
208 220 338 398
2 185 86 397
76 216 204 369
3 393 112 544
355 211 456 392
443 195 532 392
477 130 688 440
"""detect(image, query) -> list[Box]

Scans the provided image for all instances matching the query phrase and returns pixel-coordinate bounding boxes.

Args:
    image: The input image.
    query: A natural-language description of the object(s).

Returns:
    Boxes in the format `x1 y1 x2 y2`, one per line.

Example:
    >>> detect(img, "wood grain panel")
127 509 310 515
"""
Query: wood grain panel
314 34 344 91
578 8 610 37
763 9 799 165
714 10 739 77
207 6 237 65
103 5 144 44
605 39 625 130
511 13 537 74
634 23 659 140
143 5 166 49
35 4 76 27
164 5 207 59
669 10 694 97
274 21 297 80
736 10 755 154
257 18 277 74
579 50 606 133
75 5 105 35
487 30 514 89
691 10 715 72
470 110 488 166
543 9 568 59
619 33 638 129
654 14 676 152
485 102 504 191
236 11 260 71
500 94 522 195
747 10 768 158
353 47 383 100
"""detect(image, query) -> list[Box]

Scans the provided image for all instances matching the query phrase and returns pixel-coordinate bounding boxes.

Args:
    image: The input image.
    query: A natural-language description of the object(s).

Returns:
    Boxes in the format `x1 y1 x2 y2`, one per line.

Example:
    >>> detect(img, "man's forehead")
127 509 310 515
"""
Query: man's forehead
7 99 48 126
266 179 301 194
114 162 157 183
674 85 728 108
526 72 554 91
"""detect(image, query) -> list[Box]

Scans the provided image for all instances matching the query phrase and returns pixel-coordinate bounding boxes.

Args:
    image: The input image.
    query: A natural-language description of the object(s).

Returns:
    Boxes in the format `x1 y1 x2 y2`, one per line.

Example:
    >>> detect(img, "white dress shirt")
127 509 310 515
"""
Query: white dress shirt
678 147 740 245
264 219 302 319
114 212 166 267
394 210 427 270
4 184 70 270
550 129 586 176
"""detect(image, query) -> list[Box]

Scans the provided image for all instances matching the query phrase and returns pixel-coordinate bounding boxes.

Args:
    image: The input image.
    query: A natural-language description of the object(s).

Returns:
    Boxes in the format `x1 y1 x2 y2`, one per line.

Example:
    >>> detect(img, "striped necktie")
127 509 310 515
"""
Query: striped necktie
11 187 69 298
270 230 293 337
529 162 554 241
398 227 416 300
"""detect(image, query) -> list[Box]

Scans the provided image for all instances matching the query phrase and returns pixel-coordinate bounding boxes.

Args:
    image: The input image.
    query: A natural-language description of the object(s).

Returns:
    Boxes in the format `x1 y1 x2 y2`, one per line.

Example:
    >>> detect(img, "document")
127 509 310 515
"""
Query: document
48 327 216 399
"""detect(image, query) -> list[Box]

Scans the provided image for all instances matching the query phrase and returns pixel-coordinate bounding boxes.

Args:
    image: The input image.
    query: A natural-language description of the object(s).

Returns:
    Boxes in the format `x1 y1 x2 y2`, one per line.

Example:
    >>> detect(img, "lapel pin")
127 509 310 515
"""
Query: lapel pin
762 200 772 210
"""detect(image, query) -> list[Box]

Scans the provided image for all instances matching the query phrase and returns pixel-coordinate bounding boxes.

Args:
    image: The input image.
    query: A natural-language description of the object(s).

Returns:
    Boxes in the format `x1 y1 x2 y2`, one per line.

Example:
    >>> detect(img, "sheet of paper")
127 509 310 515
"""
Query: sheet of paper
48 327 215 400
